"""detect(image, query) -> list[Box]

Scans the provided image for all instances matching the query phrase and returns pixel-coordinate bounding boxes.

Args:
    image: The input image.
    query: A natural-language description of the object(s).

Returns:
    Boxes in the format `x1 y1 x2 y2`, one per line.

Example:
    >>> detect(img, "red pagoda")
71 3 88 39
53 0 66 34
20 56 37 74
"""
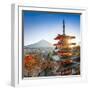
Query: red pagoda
54 20 77 75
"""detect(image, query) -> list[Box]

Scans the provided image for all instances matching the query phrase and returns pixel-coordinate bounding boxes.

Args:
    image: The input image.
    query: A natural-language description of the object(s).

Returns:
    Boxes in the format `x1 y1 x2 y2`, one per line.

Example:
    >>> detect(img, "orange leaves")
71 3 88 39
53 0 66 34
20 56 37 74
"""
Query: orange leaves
24 55 33 64
24 54 41 72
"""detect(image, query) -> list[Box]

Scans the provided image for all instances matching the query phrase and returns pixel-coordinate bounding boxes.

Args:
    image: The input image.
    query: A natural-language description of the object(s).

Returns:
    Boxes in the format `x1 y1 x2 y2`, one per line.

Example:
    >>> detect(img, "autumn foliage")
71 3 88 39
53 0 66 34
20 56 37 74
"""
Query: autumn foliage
24 54 40 72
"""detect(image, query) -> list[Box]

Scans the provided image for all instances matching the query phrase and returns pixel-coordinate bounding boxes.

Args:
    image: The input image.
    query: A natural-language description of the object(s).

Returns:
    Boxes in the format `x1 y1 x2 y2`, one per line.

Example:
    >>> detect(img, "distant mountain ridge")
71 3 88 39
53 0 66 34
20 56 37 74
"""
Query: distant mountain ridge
25 40 55 48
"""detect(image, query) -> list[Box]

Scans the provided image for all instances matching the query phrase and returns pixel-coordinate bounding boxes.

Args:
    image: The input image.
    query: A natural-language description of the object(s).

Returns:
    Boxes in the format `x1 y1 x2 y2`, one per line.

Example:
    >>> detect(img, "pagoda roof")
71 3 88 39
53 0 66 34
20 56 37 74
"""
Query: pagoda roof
54 43 76 46
57 51 72 53
54 43 63 46
57 52 72 56
54 34 75 40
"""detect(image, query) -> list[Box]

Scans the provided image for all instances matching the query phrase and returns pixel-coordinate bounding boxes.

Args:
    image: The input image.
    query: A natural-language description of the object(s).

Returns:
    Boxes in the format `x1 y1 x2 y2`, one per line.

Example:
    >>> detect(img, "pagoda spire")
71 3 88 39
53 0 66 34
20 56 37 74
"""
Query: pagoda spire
63 20 65 35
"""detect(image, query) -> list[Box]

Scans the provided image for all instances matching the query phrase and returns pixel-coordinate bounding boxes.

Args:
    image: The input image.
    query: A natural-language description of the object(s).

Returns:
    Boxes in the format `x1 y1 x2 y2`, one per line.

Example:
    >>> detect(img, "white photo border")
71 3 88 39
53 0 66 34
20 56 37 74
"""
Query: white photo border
11 4 87 87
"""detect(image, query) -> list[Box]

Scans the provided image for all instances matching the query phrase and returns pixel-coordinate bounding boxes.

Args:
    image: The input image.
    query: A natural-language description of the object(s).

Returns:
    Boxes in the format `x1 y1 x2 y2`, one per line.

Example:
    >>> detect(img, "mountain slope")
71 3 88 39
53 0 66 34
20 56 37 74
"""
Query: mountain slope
25 40 54 48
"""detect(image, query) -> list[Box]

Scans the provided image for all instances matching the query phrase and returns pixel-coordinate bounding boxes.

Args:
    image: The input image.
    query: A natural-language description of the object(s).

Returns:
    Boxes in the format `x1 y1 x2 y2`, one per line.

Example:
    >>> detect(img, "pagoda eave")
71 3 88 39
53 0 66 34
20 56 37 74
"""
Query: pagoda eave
54 35 76 40
57 52 72 56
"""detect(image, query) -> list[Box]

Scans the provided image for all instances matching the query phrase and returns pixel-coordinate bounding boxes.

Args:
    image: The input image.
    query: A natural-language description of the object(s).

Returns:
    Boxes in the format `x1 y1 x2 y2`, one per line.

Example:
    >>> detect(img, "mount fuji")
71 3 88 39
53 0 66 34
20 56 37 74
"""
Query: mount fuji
25 40 55 49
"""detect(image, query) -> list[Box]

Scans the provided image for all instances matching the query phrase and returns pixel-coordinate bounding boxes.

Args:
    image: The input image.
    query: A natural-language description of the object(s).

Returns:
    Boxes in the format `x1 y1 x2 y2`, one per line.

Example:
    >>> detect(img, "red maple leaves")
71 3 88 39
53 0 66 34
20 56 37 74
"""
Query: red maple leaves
24 55 33 64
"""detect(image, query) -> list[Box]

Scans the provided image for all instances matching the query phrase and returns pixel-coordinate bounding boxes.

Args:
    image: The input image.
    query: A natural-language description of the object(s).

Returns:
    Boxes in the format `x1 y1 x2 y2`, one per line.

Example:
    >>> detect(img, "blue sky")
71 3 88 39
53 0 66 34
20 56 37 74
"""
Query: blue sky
23 11 80 46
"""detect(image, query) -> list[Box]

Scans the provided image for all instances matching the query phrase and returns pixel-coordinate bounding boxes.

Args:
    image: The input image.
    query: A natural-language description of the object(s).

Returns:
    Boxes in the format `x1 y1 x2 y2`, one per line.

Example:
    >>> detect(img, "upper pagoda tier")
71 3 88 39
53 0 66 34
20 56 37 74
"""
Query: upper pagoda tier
54 34 75 40
54 20 76 55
